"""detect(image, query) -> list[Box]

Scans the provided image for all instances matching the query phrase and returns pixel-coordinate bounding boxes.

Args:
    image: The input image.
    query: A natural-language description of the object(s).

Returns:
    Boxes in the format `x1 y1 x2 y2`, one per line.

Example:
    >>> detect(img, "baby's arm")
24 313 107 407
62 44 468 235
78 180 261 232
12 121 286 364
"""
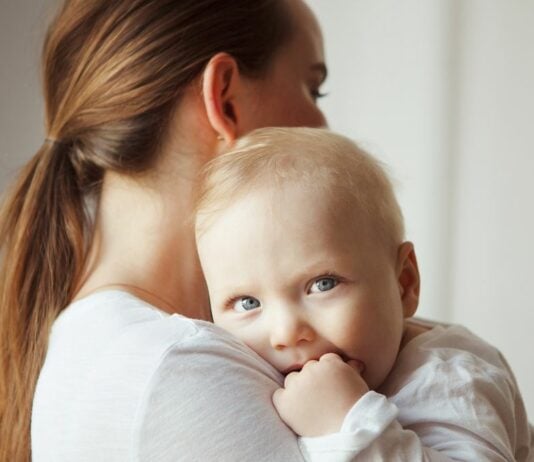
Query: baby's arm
273 353 522 462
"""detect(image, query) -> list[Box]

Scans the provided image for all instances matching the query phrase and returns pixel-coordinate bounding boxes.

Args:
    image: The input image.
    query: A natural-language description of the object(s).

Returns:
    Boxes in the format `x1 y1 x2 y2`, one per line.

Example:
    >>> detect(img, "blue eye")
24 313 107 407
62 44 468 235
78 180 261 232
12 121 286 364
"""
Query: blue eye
310 277 338 293
233 296 261 312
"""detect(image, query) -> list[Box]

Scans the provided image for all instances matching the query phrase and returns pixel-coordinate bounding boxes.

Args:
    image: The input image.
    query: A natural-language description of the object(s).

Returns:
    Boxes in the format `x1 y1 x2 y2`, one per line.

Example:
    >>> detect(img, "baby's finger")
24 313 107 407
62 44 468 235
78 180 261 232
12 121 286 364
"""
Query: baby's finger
283 371 299 387
346 359 365 374
319 352 342 363
272 388 284 409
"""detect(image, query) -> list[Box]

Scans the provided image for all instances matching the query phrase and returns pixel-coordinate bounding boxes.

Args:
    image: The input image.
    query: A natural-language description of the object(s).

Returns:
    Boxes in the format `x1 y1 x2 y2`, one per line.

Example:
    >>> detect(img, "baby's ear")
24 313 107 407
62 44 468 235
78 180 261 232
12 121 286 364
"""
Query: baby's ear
396 242 420 318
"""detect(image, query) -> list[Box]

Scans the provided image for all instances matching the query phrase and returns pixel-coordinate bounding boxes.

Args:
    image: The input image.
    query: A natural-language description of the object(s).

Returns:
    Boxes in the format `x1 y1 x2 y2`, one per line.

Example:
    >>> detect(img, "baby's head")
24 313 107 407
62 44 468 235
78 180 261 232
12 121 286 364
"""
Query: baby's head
195 127 420 390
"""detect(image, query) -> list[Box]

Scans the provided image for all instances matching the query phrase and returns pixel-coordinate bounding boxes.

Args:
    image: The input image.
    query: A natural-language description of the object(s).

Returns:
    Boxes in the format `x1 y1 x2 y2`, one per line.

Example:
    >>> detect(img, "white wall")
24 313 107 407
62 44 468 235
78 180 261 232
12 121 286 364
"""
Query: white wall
1 0 533 420
307 0 534 417
450 0 534 416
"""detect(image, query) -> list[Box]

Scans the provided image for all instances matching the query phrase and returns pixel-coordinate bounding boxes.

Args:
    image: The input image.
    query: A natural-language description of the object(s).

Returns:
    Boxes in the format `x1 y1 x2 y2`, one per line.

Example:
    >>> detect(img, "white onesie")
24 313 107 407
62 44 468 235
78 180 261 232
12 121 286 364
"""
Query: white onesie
300 320 534 461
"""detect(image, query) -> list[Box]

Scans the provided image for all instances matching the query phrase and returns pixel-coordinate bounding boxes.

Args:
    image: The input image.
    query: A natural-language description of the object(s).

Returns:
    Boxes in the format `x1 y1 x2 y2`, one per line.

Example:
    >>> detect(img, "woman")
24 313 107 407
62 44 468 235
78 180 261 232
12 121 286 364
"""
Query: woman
0 0 337 460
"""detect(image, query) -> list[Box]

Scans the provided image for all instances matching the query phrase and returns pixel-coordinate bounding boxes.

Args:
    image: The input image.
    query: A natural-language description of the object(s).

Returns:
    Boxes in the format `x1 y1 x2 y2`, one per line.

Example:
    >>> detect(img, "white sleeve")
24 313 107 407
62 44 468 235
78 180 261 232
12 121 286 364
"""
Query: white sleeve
298 356 528 462
298 392 451 462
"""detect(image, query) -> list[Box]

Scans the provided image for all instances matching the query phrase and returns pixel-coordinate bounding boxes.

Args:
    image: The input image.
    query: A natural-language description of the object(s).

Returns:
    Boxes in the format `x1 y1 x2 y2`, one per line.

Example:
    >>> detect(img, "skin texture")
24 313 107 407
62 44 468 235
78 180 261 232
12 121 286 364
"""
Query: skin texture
197 184 421 436
75 0 327 319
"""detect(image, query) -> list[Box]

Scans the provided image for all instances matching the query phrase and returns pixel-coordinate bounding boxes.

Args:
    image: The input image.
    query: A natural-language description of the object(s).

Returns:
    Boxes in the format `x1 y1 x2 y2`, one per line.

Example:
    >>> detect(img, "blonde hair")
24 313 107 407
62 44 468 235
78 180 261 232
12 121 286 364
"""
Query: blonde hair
196 127 405 252
0 1 294 459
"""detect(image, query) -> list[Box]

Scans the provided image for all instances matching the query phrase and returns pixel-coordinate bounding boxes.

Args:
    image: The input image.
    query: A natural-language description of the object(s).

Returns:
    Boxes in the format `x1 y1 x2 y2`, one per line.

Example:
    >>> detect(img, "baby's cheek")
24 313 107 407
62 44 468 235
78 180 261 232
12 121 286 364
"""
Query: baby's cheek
239 327 268 353
327 315 364 349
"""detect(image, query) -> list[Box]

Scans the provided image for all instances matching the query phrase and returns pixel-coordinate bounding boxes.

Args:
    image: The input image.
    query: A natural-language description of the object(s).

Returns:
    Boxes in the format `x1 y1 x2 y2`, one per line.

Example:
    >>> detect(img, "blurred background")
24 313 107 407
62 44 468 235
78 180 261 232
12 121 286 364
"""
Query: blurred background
1 0 533 416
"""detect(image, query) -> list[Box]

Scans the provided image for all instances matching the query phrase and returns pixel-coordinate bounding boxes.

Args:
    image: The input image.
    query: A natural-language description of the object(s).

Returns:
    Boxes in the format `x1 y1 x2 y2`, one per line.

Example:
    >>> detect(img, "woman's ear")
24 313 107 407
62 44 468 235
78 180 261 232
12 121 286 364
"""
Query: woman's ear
396 242 420 318
202 52 242 144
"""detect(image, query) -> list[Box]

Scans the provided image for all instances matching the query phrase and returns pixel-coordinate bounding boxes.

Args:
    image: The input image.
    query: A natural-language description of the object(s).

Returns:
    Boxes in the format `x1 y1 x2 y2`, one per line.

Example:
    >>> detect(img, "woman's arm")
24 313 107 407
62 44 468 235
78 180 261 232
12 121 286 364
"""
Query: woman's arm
137 324 305 462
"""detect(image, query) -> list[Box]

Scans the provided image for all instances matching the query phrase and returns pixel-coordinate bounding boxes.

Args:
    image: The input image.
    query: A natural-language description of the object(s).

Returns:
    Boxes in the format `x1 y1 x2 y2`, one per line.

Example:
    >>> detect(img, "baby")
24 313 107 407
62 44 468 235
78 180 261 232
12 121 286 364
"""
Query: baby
195 127 533 460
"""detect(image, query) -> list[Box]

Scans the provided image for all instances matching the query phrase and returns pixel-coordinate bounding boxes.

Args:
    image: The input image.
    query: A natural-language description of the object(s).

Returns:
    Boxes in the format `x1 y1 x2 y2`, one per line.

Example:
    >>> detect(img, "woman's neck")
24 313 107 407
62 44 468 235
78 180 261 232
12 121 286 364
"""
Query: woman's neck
76 169 211 320
75 91 222 320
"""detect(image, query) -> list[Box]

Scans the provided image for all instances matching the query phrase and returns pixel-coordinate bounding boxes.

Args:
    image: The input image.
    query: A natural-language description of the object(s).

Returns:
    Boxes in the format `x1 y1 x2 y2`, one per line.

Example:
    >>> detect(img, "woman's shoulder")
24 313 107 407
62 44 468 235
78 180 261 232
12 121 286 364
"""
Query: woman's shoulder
55 289 200 341
33 290 287 461
50 289 276 371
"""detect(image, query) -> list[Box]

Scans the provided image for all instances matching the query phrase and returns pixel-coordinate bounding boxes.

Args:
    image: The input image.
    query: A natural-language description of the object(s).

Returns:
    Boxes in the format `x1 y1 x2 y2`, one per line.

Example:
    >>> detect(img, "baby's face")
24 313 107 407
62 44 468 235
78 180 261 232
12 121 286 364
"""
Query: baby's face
197 184 412 390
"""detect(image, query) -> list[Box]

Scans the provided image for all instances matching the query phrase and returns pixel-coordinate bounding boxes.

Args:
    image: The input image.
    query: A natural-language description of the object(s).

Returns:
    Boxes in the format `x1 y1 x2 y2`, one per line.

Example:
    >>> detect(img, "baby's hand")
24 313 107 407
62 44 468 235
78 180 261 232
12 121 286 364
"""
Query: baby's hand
272 353 368 437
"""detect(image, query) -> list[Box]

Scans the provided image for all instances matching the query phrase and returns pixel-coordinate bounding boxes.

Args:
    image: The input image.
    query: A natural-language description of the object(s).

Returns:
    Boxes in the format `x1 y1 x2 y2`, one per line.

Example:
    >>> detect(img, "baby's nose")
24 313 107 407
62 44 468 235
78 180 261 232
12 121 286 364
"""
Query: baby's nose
268 307 315 350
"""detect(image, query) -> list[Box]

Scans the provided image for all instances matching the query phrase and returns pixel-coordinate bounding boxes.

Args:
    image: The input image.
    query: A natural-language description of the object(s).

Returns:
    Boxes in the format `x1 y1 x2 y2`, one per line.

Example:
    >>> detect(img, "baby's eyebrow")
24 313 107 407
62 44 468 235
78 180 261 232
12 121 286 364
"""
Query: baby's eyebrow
210 284 253 298
296 257 340 274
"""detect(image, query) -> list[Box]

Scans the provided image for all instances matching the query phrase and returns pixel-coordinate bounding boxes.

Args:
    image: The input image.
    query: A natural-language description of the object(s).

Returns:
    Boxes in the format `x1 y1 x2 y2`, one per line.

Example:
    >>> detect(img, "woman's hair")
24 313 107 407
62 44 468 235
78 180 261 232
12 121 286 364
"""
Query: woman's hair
196 127 405 251
0 1 294 459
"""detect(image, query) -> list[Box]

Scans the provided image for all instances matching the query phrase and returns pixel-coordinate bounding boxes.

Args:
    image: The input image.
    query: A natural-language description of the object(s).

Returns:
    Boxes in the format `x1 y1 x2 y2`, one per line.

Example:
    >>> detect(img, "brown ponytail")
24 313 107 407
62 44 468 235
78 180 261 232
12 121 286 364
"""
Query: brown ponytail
0 141 87 459
0 0 294 459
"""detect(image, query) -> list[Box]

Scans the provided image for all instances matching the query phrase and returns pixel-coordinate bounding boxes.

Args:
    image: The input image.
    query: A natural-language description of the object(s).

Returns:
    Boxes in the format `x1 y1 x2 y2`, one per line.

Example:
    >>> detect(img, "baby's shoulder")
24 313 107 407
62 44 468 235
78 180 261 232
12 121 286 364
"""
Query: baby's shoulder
383 320 516 400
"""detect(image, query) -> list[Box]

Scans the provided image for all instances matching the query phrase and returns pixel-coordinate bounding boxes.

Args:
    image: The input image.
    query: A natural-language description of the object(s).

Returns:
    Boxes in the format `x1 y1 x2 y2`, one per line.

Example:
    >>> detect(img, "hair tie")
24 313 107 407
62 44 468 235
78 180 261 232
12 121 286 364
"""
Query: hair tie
44 137 70 148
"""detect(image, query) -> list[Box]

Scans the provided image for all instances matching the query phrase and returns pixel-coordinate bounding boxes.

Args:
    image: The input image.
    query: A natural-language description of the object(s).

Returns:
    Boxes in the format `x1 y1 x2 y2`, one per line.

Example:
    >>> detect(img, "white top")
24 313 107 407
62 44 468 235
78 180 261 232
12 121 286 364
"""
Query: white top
32 292 533 461
300 320 534 461
31 290 363 461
